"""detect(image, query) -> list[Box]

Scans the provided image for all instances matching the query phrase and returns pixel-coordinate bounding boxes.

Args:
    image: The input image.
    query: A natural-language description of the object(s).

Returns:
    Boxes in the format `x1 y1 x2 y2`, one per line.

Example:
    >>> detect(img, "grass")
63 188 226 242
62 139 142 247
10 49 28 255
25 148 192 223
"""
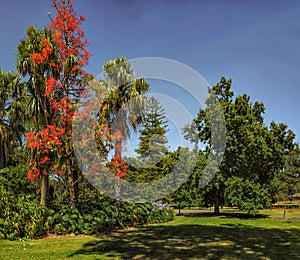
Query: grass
1 209 300 259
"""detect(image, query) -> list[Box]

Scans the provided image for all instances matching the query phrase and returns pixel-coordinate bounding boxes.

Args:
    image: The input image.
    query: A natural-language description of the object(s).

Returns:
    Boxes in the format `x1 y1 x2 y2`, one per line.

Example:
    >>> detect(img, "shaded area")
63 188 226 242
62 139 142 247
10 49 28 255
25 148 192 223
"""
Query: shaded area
69 222 300 259
178 209 300 220
176 210 268 219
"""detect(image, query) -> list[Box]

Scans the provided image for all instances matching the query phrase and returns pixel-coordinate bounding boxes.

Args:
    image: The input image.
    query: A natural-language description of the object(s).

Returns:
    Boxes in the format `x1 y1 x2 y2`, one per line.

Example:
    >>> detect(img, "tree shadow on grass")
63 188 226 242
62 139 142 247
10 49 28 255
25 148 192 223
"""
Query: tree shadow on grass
178 210 268 219
68 223 300 259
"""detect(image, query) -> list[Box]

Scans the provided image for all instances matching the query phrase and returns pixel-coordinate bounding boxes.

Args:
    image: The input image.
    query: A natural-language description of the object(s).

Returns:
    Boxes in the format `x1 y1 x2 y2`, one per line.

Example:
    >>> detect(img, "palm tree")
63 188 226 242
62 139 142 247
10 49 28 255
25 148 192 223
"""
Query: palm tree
0 69 12 169
101 56 149 144
100 56 149 203
17 26 59 206
0 70 26 169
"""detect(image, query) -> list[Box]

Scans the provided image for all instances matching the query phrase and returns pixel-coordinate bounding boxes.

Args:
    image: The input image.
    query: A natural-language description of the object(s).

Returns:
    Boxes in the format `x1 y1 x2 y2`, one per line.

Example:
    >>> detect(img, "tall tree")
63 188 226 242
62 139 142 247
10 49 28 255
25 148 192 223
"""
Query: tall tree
184 77 296 215
19 0 90 209
133 97 169 182
100 56 149 202
101 56 149 142
0 70 13 169
17 25 58 206
0 70 26 169
135 97 168 166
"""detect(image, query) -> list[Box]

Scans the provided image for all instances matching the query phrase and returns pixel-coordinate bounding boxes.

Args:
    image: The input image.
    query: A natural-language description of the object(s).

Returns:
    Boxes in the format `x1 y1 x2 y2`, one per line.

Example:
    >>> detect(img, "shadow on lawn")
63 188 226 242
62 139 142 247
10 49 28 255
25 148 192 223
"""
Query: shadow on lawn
69 222 300 259
177 211 269 219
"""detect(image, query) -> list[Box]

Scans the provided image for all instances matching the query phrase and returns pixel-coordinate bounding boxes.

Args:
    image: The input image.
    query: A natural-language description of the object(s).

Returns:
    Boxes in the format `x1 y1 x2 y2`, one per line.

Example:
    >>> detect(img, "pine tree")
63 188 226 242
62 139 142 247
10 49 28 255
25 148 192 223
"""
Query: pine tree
135 97 169 167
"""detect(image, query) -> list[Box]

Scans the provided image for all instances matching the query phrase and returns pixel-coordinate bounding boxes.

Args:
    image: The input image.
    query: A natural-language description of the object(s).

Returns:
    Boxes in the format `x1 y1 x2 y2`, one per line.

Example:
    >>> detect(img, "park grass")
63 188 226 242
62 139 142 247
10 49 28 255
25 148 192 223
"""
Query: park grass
1 210 300 259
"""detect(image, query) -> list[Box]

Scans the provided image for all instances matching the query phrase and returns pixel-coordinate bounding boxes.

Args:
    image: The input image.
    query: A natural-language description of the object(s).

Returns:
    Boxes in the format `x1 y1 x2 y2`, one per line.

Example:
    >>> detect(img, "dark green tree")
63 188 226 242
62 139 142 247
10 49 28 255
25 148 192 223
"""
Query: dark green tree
275 143 300 201
132 97 169 183
135 97 169 165
184 77 296 215
0 70 27 169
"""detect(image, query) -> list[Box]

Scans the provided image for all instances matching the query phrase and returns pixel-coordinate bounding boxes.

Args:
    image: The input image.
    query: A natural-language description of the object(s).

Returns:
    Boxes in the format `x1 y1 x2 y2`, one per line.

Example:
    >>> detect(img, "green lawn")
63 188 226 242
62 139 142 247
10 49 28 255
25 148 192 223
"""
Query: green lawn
1 210 300 259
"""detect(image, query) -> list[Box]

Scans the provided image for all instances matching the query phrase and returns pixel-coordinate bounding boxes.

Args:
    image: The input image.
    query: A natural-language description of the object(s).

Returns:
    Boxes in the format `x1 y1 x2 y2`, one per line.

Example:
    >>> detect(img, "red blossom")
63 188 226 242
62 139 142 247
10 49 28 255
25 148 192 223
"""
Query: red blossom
45 78 57 96
31 53 43 64
40 156 50 165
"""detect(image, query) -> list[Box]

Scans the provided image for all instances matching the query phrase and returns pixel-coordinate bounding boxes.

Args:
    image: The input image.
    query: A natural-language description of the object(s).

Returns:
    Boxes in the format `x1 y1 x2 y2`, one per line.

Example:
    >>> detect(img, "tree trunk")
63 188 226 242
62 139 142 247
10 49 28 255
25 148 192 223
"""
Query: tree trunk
114 138 122 210
0 138 5 169
214 188 220 215
41 173 49 206
67 163 79 210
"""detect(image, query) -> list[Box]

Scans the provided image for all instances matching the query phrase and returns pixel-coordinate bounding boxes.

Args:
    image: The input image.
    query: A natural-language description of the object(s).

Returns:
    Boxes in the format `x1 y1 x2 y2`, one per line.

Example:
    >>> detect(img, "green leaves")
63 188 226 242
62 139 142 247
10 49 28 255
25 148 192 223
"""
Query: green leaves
184 77 297 214
225 176 271 215
0 186 47 240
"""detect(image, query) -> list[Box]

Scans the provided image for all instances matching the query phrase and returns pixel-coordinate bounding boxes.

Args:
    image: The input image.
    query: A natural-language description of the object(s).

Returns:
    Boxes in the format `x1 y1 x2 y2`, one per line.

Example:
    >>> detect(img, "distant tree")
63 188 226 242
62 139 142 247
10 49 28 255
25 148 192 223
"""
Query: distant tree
171 147 206 214
276 143 300 201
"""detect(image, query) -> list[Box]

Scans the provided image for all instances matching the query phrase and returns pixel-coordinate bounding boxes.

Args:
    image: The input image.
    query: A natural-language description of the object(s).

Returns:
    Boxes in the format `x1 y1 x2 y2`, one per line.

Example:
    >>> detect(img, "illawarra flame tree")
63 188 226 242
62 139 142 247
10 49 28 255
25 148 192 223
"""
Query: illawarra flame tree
24 0 90 208
24 0 129 208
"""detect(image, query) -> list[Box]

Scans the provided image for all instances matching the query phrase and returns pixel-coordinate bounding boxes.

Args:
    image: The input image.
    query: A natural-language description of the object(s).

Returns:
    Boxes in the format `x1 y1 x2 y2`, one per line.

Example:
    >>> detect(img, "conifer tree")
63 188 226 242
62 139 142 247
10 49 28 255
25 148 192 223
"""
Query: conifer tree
135 97 169 174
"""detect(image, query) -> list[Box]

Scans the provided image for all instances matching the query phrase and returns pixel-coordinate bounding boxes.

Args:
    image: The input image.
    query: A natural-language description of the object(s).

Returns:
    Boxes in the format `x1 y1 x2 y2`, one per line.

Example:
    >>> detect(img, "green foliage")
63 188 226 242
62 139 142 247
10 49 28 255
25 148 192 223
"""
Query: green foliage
0 186 47 240
101 56 149 139
147 201 174 223
225 176 271 215
0 165 37 195
135 97 169 167
46 184 174 236
127 97 170 184
0 70 27 169
171 147 206 210
184 77 297 214
275 144 300 201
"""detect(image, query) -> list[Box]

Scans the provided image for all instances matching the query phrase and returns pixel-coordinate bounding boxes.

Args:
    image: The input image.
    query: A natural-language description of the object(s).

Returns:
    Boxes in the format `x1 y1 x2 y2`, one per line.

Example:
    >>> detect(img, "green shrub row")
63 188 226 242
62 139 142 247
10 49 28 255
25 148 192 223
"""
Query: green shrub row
47 199 174 236
0 185 174 240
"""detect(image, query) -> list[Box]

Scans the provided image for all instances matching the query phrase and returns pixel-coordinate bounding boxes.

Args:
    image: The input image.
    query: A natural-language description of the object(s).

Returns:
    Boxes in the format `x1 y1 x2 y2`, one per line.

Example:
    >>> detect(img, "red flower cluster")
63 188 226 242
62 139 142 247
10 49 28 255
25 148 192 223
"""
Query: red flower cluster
107 154 128 179
50 0 90 70
31 39 53 65
31 53 43 64
26 124 66 180
45 77 57 96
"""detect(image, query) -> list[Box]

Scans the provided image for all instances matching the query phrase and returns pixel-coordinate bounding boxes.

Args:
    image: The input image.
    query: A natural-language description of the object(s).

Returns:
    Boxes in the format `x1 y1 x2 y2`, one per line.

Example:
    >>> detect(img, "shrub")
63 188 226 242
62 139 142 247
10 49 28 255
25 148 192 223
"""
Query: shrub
148 201 174 223
0 186 47 240
46 190 175 236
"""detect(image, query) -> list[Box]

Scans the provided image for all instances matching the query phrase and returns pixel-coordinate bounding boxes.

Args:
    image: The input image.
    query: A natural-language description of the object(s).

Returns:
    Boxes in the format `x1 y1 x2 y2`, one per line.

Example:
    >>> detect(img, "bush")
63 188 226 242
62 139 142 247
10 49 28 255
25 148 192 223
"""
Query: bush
147 201 174 223
0 171 175 239
46 188 175 236
0 187 47 240
0 165 37 195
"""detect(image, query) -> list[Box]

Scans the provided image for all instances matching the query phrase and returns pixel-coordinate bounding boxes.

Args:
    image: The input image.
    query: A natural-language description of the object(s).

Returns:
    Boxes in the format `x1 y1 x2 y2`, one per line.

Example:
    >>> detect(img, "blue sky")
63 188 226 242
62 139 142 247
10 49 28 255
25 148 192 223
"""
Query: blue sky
1 0 300 151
